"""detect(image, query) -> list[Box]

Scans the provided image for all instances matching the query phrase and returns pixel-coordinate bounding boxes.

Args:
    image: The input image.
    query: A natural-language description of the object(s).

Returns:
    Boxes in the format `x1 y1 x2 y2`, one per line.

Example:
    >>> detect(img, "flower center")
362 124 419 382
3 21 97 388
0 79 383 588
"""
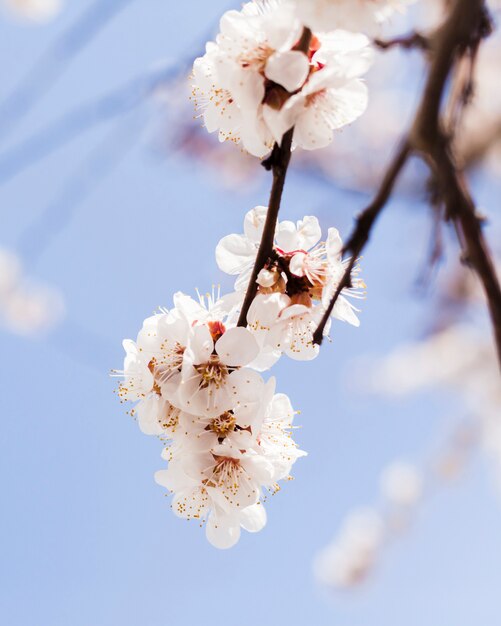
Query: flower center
212 455 242 489
161 405 180 432
148 342 185 392
207 320 226 342
209 411 237 437
239 43 273 72
195 354 229 389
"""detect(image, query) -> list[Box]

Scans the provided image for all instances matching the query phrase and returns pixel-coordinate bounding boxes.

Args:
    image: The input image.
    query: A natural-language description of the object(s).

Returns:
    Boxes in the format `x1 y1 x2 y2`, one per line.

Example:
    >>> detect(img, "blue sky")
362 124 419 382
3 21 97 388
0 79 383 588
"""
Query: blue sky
1 2 501 625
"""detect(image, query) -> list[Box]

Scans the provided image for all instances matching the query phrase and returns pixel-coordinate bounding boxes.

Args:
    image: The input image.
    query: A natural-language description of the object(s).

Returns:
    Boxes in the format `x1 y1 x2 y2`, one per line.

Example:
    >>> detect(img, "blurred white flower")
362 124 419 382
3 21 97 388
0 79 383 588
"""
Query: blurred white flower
314 509 384 588
2 0 62 22
0 247 64 335
2 282 64 335
380 461 423 508
371 323 501 492
0 248 21 298
288 0 414 35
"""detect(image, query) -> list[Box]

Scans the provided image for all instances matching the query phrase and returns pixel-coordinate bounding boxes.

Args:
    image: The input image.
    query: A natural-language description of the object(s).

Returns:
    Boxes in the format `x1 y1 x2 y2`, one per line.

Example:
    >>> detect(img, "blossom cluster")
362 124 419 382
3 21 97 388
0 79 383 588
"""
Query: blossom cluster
217 207 364 362
116 0 414 547
117 288 306 548
117 209 362 548
192 0 375 156
191 0 415 158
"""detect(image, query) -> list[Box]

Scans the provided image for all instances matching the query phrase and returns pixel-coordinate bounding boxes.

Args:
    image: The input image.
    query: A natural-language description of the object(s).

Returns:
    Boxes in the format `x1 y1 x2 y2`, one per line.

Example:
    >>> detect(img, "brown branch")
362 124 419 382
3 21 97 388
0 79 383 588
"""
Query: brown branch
237 129 295 327
312 141 411 345
237 27 312 328
374 32 429 51
425 140 501 363
314 0 501 369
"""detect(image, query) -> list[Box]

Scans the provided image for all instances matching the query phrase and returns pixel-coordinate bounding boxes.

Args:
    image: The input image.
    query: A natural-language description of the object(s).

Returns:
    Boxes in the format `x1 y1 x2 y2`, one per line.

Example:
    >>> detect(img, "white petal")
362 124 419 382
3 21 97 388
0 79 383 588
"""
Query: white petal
173 292 205 324
295 79 368 151
243 206 268 243
230 69 265 116
206 512 241 549
262 103 294 145
172 487 209 521
241 454 275 485
188 325 214 363
257 268 278 288
216 234 257 276
333 295 361 327
289 252 307 277
275 220 300 252
327 227 343 262
269 393 294 426
296 216 322 250
226 368 264 409
136 395 164 436
215 327 259 367
239 503 267 533
240 113 273 158
262 4 302 50
265 50 309 93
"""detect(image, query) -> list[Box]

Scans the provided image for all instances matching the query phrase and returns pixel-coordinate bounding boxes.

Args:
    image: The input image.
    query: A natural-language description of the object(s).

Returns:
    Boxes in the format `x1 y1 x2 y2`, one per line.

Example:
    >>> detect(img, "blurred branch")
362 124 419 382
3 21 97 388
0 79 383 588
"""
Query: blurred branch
0 0 138 143
0 62 183 186
313 141 411 344
374 32 429 51
314 0 501 370
17 111 144 266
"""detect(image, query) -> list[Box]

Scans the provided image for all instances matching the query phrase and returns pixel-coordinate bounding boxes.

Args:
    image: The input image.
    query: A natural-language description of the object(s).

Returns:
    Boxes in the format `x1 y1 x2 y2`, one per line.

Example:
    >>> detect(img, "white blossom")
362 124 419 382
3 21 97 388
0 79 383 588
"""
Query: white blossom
192 2 373 156
117 291 306 548
288 0 414 35
371 324 501 493
0 248 64 336
263 30 373 150
314 509 384 588
153 379 305 548
380 461 423 508
216 207 364 360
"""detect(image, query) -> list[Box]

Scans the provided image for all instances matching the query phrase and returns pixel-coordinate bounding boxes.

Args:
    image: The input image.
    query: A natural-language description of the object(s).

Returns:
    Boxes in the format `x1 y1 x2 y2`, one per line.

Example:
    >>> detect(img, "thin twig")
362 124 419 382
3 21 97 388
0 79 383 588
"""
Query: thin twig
374 32 429 51
312 141 411 344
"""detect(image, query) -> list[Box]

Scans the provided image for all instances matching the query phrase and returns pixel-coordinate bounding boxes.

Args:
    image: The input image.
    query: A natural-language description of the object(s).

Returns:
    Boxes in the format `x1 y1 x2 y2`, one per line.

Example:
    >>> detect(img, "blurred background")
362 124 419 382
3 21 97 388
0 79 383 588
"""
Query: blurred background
0 1 500 625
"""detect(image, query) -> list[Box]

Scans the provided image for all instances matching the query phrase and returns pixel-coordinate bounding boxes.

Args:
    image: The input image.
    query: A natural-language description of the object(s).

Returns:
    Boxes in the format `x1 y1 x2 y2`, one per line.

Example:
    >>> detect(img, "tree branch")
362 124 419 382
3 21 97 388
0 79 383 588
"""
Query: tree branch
237 129 295 327
312 141 411 345
314 0 501 369
374 32 429 51
237 27 312 328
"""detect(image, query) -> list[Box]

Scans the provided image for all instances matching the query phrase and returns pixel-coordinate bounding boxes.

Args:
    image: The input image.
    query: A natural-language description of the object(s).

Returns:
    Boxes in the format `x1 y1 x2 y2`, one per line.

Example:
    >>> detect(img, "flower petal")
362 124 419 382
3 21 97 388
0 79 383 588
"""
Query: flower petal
296 216 322 250
188 324 214 364
265 50 309 93
136 395 165 436
243 206 268 242
206 512 241 549
275 220 300 252
239 502 267 533
216 234 257 275
215 327 259 367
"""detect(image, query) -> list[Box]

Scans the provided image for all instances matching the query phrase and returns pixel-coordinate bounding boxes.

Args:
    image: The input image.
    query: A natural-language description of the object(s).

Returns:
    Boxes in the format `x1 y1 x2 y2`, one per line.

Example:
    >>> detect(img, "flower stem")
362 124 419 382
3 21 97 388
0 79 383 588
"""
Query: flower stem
237 27 312 328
